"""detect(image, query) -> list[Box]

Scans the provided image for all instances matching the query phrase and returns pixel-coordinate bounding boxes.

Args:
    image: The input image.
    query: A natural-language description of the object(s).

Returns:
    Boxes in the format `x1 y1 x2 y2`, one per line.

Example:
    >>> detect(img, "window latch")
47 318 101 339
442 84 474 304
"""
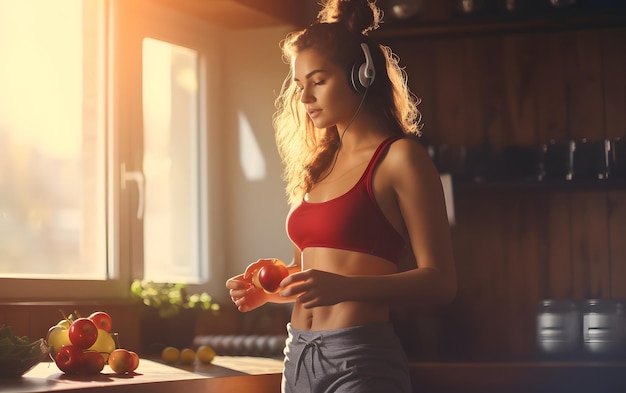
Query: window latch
120 163 145 220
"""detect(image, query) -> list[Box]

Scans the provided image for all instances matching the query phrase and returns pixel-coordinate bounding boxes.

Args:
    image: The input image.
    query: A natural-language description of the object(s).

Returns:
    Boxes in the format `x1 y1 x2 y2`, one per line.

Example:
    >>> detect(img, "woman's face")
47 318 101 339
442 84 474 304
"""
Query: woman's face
292 48 362 130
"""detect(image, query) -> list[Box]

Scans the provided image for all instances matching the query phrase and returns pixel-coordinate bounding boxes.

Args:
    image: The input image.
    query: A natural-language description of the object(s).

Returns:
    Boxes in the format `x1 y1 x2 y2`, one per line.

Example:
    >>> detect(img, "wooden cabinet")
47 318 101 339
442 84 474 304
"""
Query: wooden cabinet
379 8 626 360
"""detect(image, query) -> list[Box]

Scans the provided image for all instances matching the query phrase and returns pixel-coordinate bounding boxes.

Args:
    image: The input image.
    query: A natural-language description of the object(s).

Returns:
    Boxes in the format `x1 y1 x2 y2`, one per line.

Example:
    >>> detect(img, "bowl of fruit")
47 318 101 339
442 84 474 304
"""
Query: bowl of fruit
0 325 49 378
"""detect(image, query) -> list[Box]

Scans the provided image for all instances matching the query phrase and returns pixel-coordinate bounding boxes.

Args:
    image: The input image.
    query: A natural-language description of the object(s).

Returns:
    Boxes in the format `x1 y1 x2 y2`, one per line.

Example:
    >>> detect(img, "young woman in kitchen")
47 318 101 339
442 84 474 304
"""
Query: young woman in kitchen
226 0 456 391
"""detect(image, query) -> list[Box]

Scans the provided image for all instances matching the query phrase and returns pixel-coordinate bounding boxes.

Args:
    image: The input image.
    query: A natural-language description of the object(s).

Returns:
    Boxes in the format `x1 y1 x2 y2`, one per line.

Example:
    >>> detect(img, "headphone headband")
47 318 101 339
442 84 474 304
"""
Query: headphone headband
350 42 376 93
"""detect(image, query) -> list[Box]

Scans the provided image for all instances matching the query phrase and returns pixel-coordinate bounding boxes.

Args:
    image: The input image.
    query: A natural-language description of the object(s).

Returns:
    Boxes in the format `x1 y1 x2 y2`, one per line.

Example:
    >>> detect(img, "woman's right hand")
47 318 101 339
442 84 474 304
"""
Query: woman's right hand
226 274 268 312
226 258 277 312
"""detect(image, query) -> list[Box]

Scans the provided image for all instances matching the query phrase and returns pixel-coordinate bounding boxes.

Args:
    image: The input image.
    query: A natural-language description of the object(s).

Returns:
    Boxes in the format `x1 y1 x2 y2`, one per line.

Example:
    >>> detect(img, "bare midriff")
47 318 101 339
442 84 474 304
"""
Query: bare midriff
289 247 399 331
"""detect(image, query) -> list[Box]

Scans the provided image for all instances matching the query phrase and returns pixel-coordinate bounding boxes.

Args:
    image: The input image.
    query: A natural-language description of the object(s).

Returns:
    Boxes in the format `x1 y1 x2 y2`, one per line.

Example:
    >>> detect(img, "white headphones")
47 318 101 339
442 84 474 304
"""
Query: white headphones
350 42 376 93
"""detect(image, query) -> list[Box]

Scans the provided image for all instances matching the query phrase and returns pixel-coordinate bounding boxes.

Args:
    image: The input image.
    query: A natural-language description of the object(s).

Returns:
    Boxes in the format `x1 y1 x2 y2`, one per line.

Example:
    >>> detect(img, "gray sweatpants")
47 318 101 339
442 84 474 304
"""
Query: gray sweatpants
282 322 412 393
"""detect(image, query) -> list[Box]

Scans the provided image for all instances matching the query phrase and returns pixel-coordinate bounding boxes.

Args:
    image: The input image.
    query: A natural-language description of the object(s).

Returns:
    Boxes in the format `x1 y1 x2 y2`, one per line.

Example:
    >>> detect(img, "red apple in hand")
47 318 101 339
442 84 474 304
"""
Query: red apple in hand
88 311 112 333
255 260 289 293
68 318 98 349
55 345 85 374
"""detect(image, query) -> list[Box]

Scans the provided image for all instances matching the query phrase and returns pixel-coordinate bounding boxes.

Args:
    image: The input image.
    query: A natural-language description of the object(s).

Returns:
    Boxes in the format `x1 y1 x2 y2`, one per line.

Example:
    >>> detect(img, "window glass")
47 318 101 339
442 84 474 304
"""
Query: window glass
141 38 205 283
0 0 106 279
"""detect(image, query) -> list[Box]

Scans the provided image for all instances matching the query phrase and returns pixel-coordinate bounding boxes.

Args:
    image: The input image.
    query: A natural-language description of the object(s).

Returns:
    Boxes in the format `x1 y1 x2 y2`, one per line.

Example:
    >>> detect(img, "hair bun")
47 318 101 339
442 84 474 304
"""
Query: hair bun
317 0 381 35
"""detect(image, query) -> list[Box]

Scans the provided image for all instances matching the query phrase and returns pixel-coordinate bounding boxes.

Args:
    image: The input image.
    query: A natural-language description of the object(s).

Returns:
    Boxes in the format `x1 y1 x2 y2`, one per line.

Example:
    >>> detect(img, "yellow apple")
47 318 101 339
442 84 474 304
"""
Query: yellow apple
87 329 116 361
46 325 71 358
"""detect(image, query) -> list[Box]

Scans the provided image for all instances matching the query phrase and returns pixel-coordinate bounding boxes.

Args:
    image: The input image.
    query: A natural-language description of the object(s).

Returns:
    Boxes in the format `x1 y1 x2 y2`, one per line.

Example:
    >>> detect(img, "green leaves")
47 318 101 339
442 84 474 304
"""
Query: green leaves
130 280 220 318
0 325 45 359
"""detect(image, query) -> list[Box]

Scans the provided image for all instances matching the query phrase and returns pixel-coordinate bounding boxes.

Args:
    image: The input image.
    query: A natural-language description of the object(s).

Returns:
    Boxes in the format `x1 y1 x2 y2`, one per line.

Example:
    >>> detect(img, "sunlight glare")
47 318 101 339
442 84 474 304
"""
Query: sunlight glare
0 0 82 158
238 111 266 181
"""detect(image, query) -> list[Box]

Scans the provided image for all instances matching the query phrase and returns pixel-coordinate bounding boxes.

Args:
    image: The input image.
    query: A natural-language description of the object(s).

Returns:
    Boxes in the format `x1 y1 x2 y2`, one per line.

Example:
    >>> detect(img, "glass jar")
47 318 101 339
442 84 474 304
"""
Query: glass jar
583 299 626 358
536 299 582 358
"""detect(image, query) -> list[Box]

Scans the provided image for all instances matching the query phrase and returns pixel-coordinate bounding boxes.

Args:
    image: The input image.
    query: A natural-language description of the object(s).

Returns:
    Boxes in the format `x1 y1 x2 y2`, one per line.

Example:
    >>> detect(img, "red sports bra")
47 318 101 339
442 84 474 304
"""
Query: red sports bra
286 136 406 264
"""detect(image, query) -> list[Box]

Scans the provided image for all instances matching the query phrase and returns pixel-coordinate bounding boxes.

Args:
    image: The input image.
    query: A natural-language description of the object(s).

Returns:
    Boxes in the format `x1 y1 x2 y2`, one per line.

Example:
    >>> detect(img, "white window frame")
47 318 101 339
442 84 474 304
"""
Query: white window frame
0 0 225 300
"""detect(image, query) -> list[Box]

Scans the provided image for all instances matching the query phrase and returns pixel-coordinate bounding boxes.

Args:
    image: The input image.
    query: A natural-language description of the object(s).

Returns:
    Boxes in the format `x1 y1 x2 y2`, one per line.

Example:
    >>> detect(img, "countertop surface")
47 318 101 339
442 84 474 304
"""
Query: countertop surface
3 357 626 393
0 357 284 393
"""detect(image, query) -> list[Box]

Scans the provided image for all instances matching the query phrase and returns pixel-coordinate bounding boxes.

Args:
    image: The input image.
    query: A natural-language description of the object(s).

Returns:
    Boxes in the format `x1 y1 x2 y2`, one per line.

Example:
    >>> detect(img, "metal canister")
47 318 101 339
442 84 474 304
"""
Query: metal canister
536 299 582 358
583 299 626 358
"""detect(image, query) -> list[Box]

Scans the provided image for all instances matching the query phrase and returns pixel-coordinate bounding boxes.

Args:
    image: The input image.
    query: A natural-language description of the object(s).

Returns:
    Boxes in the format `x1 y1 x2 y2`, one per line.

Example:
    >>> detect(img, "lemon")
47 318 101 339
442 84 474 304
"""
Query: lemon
197 345 216 364
179 348 196 365
161 346 180 364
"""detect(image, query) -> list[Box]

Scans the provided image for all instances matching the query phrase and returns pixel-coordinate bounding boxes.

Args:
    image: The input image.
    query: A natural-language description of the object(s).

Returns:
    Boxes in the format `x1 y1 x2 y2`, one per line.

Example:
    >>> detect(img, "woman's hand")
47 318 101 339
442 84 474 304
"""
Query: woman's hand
225 274 268 312
225 258 283 312
242 258 279 281
279 269 351 309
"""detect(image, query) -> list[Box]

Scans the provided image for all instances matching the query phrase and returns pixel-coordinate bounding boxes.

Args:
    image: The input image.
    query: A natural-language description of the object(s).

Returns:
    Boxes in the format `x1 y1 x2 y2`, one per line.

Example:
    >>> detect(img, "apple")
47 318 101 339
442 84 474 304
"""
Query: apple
81 350 105 374
55 345 85 374
88 311 112 333
256 260 289 293
128 351 140 372
86 329 116 361
56 319 71 329
46 325 71 358
68 318 98 349
108 349 135 374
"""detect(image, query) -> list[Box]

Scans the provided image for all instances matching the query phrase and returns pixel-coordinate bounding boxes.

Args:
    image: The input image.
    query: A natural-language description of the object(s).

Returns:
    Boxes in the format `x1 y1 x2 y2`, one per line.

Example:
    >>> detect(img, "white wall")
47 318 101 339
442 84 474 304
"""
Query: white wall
212 25 296 302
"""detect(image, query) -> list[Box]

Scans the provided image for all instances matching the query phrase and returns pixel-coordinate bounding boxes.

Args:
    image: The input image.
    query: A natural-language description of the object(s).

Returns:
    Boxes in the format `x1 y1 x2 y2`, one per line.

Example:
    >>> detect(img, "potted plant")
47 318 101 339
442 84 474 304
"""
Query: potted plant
130 280 219 354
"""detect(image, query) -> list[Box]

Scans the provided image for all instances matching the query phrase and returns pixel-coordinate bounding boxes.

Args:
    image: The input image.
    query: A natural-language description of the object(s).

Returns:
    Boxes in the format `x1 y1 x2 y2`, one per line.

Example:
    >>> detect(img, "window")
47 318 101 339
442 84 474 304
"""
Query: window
141 38 207 283
0 0 219 299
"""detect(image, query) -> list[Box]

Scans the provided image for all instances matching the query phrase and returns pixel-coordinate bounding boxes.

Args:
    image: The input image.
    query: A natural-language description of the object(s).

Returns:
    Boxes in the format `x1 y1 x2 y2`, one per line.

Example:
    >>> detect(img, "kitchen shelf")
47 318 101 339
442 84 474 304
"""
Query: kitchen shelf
373 9 626 39
453 178 626 193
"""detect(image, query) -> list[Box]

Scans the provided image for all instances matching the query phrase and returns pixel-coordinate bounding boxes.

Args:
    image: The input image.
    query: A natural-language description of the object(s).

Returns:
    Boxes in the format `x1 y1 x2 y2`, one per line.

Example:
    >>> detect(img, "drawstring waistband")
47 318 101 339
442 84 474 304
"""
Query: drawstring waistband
294 334 331 389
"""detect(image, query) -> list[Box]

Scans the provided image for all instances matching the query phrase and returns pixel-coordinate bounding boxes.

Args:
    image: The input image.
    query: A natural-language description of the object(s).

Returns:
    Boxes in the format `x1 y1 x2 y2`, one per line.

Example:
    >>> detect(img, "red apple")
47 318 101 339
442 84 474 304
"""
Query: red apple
88 311 112 333
108 349 135 374
256 261 289 293
68 318 98 349
128 351 140 372
55 345 85 374
82 350 105 374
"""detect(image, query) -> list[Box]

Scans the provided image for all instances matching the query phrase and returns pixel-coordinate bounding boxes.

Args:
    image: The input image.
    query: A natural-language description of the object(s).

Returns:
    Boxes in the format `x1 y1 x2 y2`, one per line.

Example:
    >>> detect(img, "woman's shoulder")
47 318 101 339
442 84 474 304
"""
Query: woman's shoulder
386 135 431 164
383 135 440 184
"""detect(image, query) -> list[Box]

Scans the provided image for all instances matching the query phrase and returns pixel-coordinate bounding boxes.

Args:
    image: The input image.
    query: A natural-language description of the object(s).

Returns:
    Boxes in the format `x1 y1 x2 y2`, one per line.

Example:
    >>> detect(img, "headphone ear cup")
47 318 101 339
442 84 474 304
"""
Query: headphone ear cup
350 63 365 93
358 62 372 89
350 43 376 93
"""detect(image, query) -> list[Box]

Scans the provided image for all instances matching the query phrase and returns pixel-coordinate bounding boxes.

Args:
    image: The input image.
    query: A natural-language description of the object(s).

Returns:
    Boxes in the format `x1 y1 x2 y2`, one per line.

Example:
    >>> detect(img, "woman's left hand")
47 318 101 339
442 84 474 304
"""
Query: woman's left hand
279 269 351 309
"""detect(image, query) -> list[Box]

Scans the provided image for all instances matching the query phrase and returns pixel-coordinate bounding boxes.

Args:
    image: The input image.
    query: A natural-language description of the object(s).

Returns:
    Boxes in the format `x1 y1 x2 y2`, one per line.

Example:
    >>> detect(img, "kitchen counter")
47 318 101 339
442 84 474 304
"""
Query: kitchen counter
409 360 626 393
4 357 626 393
0 357 284 393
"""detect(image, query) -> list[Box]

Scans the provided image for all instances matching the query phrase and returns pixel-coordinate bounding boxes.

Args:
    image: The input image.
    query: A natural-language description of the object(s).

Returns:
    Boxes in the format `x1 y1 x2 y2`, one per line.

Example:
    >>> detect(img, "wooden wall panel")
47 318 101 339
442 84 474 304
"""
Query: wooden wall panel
570 192 612 299
602 28 626 139
501 34 538 146
546 192 574 299
446 192 509 359
535 32 569 142
609 191 626 298
433 38 468 145
506 193 548 357
391 26 626 360
564 29 605 141
476 37 508 148
461 38 487 147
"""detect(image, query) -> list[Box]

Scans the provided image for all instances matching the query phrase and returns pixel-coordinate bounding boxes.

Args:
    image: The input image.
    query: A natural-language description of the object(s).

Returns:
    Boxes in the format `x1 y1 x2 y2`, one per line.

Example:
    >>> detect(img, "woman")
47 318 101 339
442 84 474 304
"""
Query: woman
226 0 456 391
